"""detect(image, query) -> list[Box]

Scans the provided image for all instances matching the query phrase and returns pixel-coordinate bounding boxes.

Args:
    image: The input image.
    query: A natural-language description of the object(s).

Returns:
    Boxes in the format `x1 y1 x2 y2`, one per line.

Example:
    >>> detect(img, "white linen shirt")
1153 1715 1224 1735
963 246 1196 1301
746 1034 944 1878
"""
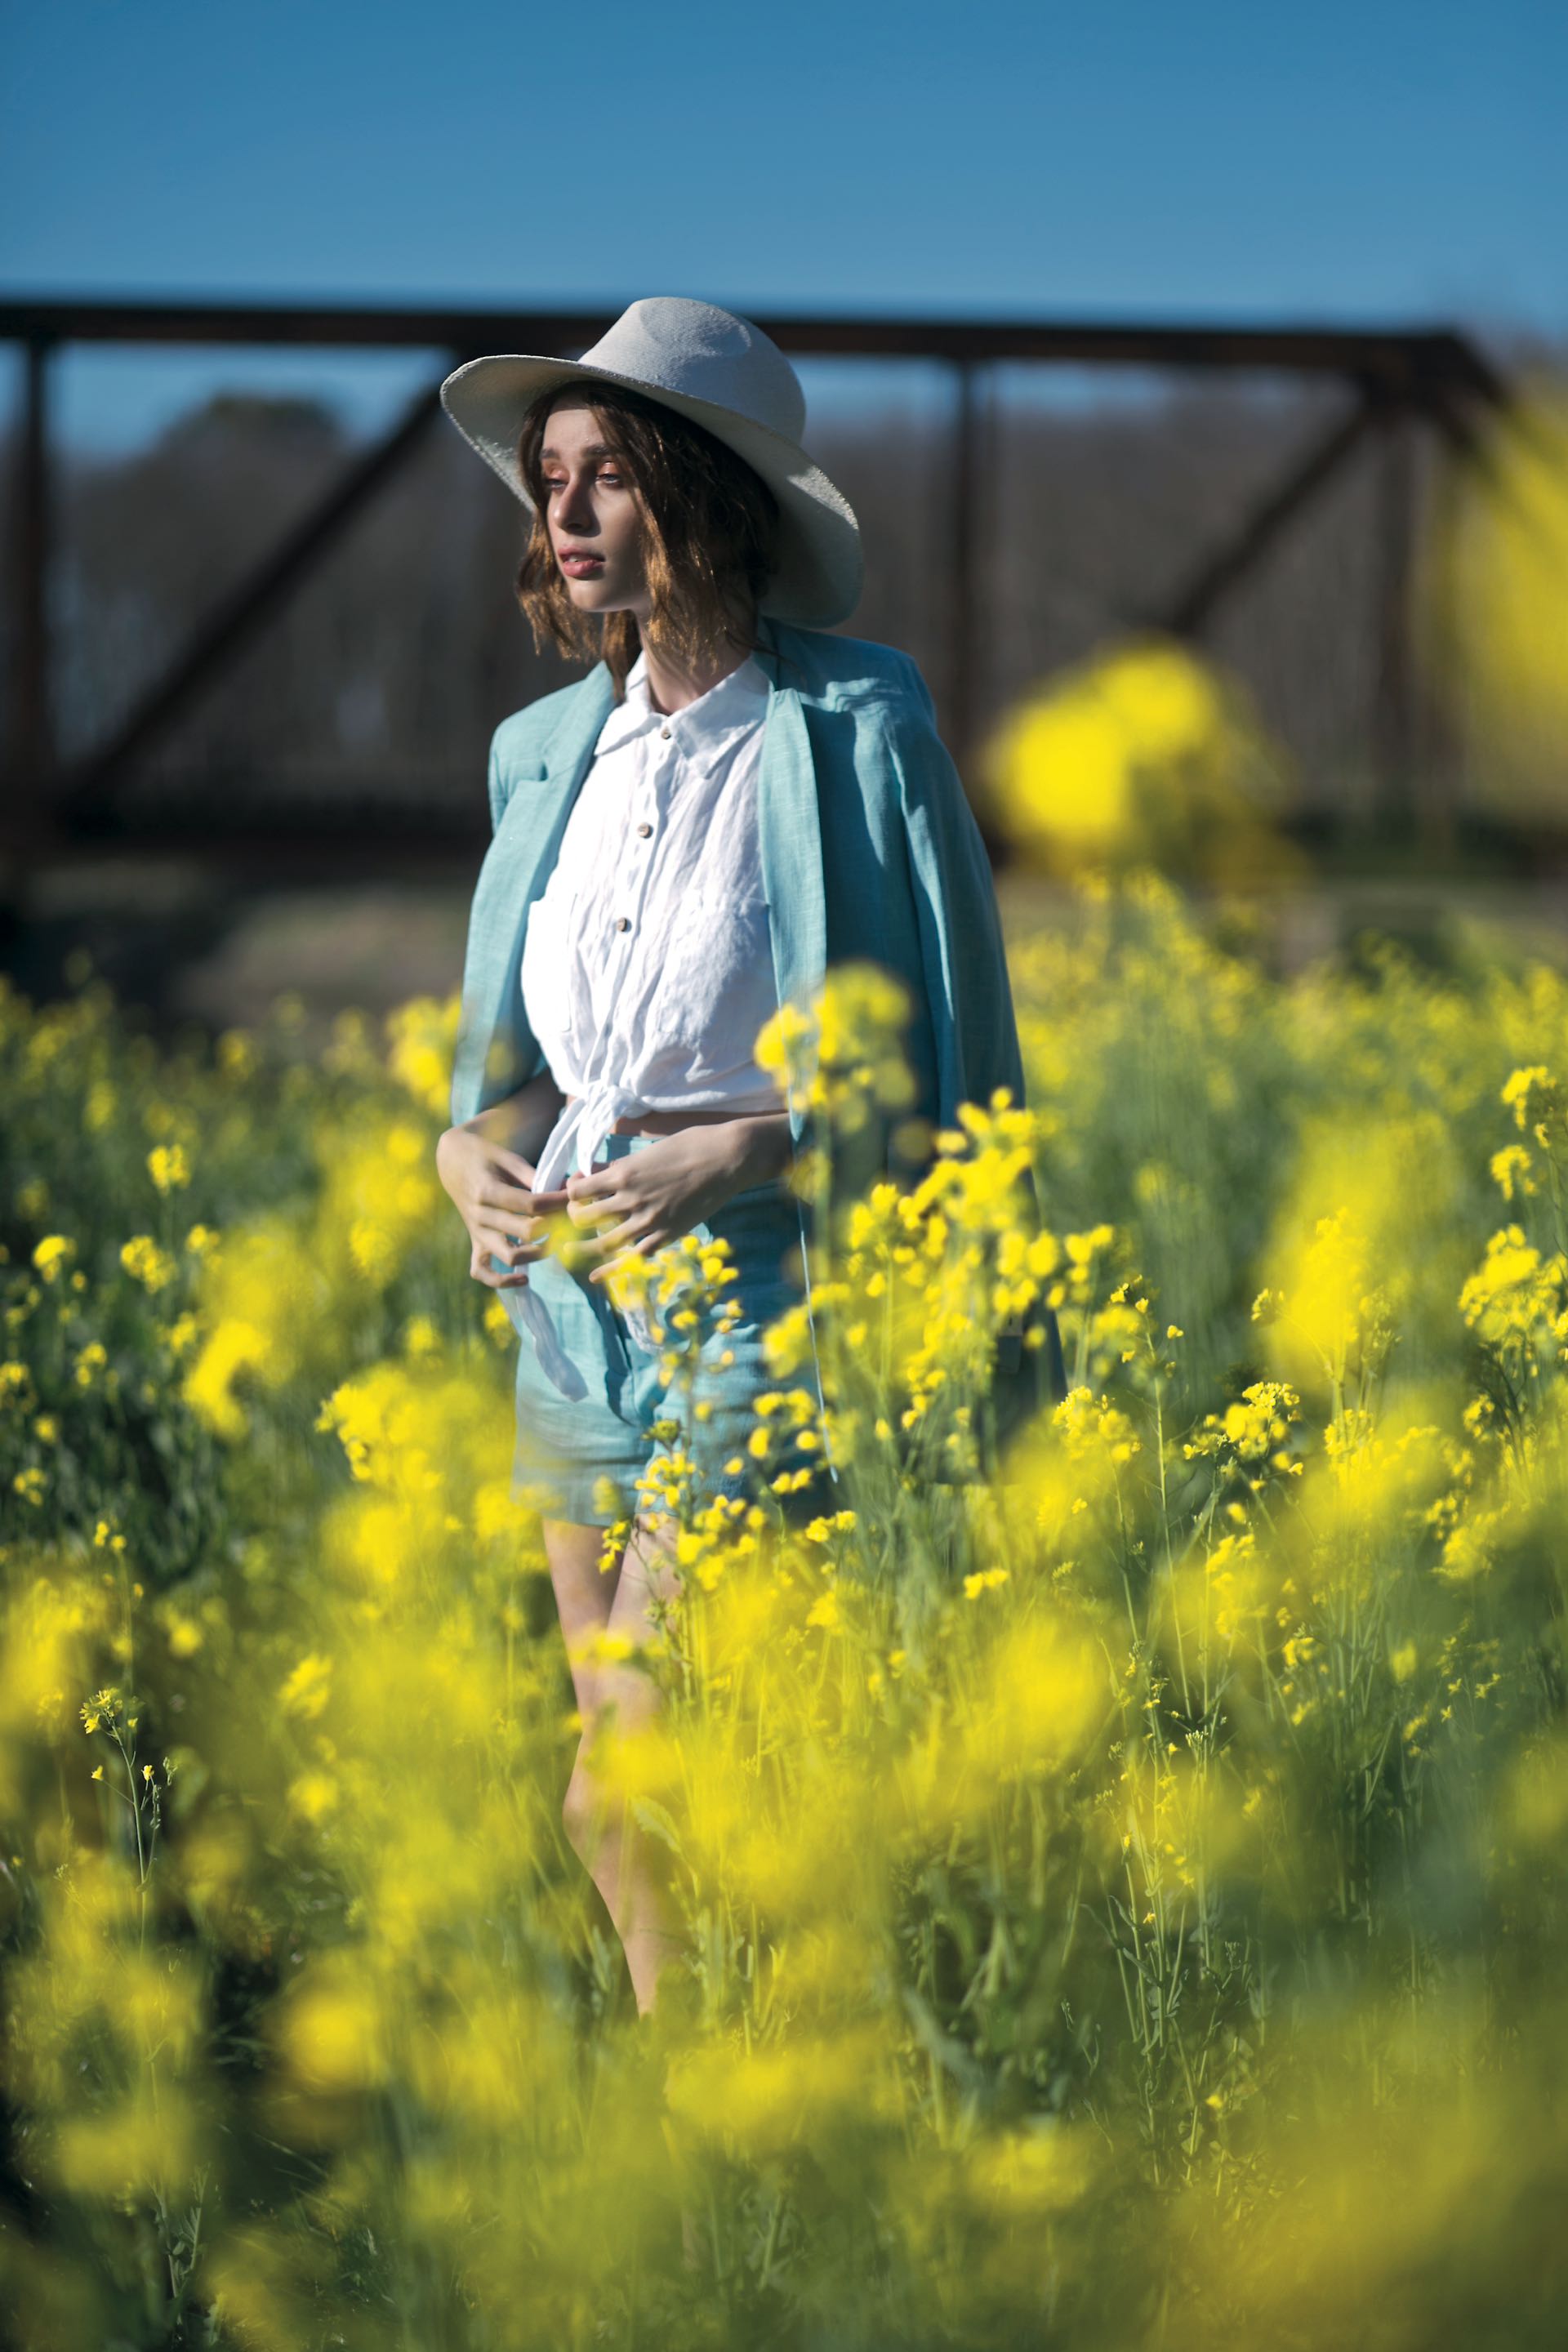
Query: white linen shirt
520 644 785 1196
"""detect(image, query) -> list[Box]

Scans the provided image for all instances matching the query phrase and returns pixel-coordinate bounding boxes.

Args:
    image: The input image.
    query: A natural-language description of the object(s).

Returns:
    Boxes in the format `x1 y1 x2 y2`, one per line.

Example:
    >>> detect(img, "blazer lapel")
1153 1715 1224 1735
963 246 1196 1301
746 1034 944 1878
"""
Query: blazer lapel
752 616 827 1149
449 663 616 1127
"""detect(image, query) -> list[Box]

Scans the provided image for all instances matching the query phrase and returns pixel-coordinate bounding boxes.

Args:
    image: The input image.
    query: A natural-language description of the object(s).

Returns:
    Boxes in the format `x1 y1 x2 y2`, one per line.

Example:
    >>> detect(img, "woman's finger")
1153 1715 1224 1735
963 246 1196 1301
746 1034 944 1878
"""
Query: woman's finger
586 1226 662 1283
472 1265 531 1289
474 1147 570 1208
472 1200 544 1237
473 1178 570 1223
568 1189 628 1228
580 1207 648 1253
470 1215 546 1248
469 1212 551 1251
485 1144 550 1187
468 1240 532 1289
474 1179 537 1215
488 1178 571 1215
564 1161 630 1205
470 1227 552 1267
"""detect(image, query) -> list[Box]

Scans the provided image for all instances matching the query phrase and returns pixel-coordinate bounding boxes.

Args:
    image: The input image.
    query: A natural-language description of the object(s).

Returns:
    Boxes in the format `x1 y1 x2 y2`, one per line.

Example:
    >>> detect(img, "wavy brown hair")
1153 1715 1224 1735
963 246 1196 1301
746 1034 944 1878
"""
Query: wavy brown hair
512 380 784 701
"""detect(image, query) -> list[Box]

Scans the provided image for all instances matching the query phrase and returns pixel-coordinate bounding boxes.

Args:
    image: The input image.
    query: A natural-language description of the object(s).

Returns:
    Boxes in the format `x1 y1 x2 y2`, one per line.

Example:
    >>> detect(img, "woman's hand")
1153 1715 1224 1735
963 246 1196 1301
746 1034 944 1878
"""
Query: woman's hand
435 1123 569 1290
564 1118 788 1286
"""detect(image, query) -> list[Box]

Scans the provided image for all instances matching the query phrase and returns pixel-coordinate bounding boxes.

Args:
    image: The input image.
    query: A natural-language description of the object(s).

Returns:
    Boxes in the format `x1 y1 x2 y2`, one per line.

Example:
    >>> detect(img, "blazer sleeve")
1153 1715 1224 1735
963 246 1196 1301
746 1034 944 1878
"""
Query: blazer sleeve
487 706 546 833
884 656 1070 1427
884 657 1026 1128
487 727 509 835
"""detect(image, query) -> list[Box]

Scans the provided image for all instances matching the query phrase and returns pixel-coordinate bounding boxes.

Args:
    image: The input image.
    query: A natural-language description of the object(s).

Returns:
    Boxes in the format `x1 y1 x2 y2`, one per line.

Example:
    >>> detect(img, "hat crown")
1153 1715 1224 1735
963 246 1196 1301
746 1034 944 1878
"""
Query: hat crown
439 293 862 624
575 296 807 444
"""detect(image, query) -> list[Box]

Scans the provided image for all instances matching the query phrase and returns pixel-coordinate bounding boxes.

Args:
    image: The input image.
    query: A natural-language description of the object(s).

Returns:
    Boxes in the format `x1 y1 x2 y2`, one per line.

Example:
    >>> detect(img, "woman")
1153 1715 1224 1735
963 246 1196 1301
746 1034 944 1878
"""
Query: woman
435 297 1065 2016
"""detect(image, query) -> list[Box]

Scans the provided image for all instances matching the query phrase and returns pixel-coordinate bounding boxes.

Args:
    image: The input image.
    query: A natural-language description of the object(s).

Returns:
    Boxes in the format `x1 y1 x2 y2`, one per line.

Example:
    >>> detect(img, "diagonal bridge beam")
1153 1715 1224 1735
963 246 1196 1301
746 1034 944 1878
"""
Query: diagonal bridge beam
1143 383 1392 640
60 368 455 831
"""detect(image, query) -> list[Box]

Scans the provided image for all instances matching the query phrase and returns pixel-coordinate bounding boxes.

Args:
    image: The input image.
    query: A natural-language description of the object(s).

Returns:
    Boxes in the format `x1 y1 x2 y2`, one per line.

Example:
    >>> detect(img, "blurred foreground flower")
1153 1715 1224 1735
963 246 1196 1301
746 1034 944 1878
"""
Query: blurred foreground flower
755 961 919 1145
975 634 1296 884
1419 370 1568 822
10 907 1568 2347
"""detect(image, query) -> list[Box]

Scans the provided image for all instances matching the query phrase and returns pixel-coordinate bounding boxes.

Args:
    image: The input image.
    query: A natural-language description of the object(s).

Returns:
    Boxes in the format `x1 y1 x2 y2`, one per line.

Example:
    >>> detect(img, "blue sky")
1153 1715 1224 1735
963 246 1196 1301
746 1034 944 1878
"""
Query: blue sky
2 0 1562 451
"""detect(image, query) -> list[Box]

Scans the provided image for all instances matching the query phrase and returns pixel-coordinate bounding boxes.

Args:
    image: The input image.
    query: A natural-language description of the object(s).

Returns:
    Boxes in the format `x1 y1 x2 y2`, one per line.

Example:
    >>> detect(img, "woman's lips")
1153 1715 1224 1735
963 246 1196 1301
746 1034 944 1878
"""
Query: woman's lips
560 554 604 574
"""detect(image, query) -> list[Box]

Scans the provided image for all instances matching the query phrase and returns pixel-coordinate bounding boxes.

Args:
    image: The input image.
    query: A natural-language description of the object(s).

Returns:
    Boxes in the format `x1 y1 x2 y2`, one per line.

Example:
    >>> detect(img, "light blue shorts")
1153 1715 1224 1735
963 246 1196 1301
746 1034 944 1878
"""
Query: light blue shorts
509 1131 833 1529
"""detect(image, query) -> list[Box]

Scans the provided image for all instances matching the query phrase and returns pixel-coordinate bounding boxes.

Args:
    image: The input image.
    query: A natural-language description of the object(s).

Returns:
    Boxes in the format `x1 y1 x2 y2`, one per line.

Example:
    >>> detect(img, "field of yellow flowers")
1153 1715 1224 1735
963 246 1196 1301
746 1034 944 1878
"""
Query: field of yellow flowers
3 870 1567 2350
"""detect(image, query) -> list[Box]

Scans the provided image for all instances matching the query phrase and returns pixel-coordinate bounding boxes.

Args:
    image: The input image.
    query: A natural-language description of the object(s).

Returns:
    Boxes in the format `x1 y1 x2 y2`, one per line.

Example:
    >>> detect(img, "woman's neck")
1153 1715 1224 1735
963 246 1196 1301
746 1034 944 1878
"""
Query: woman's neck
639 615 760 715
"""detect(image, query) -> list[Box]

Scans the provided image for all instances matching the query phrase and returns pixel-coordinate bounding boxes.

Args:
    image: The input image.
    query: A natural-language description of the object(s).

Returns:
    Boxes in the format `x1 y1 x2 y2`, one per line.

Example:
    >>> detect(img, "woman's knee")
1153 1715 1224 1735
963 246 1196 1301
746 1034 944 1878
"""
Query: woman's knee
561 1673 658 1850
561 1756 602 1858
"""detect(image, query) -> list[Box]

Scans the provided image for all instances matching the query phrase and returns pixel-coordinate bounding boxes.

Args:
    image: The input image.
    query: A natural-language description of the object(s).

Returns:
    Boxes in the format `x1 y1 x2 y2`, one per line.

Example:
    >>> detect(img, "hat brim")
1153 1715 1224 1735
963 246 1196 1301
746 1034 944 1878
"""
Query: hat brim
439 350 863 630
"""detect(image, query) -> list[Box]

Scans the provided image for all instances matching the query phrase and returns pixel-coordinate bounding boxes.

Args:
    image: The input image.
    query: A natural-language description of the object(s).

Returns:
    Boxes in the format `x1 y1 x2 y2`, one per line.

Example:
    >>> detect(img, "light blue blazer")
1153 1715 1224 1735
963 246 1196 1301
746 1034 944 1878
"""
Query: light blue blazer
450 611 1067 1459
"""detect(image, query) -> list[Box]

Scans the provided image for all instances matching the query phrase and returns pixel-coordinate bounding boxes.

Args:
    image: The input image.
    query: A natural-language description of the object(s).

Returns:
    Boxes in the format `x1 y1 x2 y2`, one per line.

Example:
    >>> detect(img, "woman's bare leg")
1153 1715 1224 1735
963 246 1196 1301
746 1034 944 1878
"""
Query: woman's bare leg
540 1515 622 1717
599 1512 686 2014
541 1512 684 2016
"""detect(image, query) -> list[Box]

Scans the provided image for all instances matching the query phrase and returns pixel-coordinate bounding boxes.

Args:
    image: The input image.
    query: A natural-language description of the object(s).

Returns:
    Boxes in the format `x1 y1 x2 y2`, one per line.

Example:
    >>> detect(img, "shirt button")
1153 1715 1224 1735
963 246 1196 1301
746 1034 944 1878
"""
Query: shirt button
635 822 653 837
660 726 671 740
615 916 630 932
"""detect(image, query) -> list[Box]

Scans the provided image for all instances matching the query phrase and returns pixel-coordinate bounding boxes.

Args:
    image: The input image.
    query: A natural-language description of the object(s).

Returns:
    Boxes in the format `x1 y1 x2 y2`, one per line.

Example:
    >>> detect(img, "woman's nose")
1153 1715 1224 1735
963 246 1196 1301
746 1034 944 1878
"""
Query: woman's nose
555 477 596 530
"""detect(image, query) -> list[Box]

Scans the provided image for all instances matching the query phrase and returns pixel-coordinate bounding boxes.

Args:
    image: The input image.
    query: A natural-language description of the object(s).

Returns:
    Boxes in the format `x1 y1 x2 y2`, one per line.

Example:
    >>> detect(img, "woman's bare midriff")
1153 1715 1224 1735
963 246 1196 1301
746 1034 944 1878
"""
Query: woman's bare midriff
562 1091 782 1138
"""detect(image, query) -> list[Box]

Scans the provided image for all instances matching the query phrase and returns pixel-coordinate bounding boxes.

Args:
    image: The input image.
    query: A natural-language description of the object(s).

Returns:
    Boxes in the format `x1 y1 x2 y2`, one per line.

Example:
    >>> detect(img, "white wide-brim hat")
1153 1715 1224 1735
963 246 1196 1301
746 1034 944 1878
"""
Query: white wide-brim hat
439 295 862 628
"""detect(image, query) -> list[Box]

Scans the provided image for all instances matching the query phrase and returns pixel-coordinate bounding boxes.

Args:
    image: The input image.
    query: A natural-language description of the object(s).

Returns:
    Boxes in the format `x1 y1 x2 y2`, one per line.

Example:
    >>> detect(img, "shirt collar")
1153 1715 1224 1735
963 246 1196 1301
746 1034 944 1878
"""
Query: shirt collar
595 644 769 760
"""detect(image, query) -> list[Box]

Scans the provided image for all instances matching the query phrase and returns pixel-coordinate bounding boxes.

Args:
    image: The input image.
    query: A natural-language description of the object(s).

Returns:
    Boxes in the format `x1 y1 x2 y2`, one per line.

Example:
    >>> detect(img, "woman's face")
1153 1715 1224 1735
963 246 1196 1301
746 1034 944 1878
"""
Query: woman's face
539 394 649 617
